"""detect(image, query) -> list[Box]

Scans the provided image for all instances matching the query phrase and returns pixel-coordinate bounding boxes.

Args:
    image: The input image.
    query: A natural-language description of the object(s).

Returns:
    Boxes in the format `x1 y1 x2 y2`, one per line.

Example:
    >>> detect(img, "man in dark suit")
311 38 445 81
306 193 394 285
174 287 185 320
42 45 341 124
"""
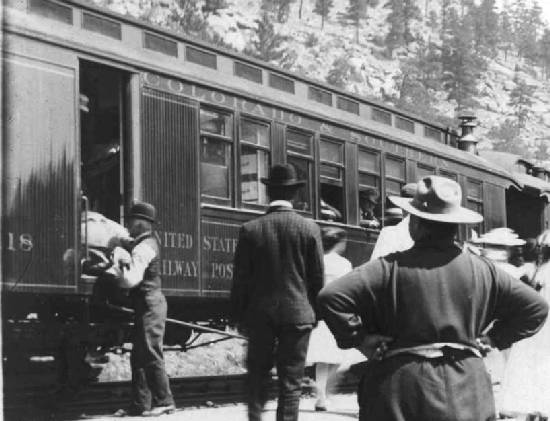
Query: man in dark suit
231 163 324 421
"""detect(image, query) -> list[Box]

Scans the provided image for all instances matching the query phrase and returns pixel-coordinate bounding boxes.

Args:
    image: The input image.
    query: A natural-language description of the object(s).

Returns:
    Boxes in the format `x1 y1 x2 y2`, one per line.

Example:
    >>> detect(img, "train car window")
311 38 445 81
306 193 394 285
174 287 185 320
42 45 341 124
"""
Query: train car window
186 46 217 69
466 179 484 235
439 169 458 181
143 32 178 57
308 86 332 106
358 148 381 229
234 61 263 84
240 119 270 205
319 139 345 222
372 108 392 125
82 12 122 40
287 129 313 212
424 125 442 143
29 0 73 24
417 164 435 180
269 73 295 94
336 96 359 115
200 108 234 203
395 115 415 134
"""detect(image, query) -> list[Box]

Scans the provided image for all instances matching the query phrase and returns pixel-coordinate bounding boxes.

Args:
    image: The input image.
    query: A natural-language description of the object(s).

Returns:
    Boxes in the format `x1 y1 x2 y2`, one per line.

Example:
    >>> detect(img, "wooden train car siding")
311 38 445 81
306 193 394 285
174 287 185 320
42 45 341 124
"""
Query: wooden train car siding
3 52 78 291
141 88 200 294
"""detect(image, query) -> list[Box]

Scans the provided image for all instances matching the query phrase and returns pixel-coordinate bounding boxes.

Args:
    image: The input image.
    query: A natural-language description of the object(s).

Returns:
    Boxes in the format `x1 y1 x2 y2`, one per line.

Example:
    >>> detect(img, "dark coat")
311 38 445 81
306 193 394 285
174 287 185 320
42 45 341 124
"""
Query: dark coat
231 206 324 326
318 239 549 421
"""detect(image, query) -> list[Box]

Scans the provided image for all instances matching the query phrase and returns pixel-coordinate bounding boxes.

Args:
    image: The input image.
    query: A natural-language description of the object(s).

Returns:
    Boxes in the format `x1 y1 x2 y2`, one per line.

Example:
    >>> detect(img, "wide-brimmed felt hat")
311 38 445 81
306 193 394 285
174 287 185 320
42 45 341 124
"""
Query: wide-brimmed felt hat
389 176 483 224
472 227 525 247
261 163 305 187
400 183 417 198
128 200 157 223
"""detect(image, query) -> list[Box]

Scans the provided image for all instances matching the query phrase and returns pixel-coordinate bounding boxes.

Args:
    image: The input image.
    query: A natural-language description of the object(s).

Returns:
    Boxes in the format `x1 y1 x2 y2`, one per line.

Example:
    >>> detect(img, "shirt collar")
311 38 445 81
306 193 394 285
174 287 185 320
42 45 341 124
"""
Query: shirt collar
413 238 457 250
133 231 153 243
268 200 293 209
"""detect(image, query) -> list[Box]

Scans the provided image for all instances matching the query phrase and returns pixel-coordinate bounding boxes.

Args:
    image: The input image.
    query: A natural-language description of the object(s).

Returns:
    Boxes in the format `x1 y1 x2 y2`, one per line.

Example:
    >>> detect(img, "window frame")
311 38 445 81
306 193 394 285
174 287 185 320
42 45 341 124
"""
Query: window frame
238 115 272 210
384 154 406 196
357 147 382 229
466 178 484 234
199 105 235 206
319 136 346 223
286 126 315 215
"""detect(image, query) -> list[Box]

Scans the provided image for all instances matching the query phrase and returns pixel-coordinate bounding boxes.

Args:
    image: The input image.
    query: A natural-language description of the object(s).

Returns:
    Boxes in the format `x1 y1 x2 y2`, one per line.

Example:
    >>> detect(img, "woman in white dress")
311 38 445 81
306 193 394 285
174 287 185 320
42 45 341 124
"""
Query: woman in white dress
500 237 550 417
306 227 353 411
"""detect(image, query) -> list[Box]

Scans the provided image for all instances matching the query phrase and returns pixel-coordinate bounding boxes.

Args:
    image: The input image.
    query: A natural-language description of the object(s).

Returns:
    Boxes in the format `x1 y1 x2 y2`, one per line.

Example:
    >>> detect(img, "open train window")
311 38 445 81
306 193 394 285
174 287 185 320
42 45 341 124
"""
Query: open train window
286 128 313 212
358 148 381 229
417 163 435 180
200 107 233 205
239 118 270 206
319 138 345 222
80 61 129 223
466 179 484 236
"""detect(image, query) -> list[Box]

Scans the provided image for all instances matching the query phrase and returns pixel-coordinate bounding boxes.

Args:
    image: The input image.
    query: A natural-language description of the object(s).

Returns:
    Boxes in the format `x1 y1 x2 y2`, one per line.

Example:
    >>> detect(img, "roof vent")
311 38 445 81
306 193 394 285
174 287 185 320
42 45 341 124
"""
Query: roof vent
457 111 478 154
532 164 546 180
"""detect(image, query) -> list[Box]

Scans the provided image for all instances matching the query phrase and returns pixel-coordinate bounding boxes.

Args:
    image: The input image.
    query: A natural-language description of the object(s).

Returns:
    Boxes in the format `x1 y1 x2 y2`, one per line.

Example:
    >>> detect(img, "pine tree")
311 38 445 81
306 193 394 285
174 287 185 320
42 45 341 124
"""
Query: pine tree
498 4 515 61
384 0 420 55
539 29 550 79
385 0 405 56
244 13 291 64
402 0 421 45
509 73 535 128
326 56 352 88
313 0 334 29
338 0 364 43
262 0 295 23
171 0 207 37
201 0 228 17
470 0 499 57
440 9 487 109
511 0 543 62
488 119 524 155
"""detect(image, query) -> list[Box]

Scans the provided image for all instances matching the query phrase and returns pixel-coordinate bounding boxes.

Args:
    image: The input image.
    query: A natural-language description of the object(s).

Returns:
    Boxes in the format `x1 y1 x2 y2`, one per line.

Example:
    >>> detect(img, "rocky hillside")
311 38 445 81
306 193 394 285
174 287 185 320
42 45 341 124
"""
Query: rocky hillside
88 0 550 160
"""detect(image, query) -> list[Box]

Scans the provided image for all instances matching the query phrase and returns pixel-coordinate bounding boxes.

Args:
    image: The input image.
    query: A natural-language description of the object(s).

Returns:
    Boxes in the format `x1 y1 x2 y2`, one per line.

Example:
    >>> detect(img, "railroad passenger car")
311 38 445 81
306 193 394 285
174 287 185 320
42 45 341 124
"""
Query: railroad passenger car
2 0 519 372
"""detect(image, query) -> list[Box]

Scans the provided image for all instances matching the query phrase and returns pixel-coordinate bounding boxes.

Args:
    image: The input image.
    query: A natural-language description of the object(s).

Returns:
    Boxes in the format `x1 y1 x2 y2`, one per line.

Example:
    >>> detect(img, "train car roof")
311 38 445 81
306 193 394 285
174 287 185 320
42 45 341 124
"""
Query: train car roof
479 150 550 198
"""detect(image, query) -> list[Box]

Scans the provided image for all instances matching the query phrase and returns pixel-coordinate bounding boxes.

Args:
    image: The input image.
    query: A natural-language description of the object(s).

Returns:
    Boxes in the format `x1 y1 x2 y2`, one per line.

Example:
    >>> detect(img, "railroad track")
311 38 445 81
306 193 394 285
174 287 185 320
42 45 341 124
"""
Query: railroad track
4 372 358 421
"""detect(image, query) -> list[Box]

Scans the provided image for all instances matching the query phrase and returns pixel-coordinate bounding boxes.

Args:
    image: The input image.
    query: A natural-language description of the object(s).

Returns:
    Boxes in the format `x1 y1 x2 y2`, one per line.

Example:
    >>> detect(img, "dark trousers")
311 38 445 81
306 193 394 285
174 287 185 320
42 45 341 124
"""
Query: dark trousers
246 317 312 421
130 291 174 412
357 353 496 421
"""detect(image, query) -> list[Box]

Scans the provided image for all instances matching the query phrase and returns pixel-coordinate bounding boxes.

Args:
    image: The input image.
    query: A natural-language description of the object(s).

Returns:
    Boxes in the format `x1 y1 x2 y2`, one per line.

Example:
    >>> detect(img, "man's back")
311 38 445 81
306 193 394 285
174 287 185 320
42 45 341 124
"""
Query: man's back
321 240 548 352
232 207 324 325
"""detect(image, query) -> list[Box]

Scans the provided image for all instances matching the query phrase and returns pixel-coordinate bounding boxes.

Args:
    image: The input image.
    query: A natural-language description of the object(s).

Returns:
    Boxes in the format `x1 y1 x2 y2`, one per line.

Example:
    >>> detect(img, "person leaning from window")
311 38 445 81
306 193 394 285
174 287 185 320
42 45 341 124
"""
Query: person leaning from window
317 176 548 421
359 188 380 229
111 201 175 417
369 183 416 260
231 163 324 421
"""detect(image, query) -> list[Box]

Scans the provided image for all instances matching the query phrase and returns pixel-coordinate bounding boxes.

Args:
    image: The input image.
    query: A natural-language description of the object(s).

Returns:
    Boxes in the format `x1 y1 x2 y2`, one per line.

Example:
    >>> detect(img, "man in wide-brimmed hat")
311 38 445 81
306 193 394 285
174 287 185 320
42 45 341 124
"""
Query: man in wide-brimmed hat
113 200 175 417
231 163 324 421
318 176 548 421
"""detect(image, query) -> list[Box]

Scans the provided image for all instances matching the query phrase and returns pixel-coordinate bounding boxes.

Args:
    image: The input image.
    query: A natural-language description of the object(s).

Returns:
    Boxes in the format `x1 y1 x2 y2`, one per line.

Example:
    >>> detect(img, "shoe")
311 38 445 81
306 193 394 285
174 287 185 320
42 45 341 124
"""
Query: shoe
113 407 147 417
142 404 176 417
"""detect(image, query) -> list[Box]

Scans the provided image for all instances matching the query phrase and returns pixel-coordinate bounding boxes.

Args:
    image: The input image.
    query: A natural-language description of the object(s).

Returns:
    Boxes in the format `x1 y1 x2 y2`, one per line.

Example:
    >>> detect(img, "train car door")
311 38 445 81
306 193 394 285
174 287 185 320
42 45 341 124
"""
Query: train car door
79 61 130 225
2 40 79 293
140 74 200 296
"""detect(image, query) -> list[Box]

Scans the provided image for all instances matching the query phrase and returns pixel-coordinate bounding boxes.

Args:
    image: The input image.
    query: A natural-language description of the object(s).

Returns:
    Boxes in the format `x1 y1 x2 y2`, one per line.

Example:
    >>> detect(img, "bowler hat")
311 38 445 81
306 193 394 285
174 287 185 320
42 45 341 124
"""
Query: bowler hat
389 176 483 224
128 201 157 223
261 164 305 187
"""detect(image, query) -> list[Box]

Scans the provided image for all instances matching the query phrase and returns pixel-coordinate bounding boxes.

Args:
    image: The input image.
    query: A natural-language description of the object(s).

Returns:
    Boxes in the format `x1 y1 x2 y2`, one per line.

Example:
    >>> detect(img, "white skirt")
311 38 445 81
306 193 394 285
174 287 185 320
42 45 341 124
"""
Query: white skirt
306 321 365 366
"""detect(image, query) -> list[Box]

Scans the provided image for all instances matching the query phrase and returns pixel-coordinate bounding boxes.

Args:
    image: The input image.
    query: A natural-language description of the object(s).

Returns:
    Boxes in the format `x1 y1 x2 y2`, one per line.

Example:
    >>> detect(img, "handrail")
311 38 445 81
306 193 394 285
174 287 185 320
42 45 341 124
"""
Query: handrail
82 194 89 260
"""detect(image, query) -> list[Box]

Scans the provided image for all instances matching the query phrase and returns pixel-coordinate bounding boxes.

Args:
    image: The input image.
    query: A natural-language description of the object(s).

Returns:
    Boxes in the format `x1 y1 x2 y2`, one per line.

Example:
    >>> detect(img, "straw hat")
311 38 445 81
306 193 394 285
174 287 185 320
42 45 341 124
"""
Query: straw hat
472 227 525 247
389 176 483 224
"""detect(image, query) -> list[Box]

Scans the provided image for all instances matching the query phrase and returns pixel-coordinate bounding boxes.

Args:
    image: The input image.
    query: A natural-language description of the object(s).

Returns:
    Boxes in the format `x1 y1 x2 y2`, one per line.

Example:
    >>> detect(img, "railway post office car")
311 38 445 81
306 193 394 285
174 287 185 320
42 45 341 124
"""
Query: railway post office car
2 0 519 357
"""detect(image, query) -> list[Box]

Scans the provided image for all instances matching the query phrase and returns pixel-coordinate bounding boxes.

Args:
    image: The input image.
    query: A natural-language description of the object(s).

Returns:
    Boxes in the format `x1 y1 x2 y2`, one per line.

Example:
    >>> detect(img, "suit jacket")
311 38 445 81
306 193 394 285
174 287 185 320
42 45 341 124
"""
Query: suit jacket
231 206 324 325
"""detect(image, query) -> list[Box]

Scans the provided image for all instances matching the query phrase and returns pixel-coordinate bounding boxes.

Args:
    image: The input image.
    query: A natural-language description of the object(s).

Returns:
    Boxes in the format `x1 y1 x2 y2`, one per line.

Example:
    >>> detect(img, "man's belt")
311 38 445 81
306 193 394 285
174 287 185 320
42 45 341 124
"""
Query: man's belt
383 342 483 360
